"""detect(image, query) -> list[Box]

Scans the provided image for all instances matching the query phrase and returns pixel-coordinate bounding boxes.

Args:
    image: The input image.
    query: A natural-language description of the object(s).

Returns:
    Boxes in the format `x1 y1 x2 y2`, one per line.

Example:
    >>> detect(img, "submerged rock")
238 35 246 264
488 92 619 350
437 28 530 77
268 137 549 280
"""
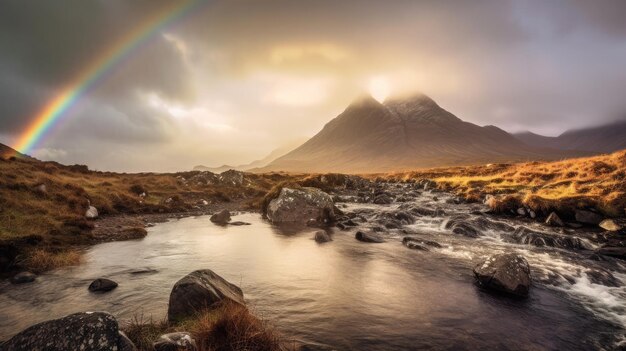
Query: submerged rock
210 209 231 225
508 227 589 250
168 269 245 322
355 231 385 243
10 271 36 284
473 253 531 297
402 237 442 249
2 312 129 351
88 278 118 292
153 332 197 351
314 231 332 243
266 187 335 225
229 221 251 226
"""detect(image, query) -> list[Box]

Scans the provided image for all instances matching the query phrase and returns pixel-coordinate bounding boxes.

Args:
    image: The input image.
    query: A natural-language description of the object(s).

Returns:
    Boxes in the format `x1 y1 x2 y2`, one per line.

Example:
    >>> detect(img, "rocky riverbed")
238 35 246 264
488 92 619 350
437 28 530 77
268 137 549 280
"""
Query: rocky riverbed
2 178 626 350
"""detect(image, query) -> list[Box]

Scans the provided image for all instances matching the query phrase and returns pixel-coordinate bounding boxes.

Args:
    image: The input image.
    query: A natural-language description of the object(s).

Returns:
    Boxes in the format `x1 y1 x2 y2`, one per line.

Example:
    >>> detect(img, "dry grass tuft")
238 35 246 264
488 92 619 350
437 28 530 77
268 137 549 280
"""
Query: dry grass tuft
22 248 83 273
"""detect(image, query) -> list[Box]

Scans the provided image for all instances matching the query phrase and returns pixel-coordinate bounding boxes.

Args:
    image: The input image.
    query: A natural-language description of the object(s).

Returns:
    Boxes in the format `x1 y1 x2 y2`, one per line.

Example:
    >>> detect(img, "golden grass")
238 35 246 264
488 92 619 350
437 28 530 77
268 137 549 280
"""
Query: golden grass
21 248 83 273
384 149 626 218
123 302 285 351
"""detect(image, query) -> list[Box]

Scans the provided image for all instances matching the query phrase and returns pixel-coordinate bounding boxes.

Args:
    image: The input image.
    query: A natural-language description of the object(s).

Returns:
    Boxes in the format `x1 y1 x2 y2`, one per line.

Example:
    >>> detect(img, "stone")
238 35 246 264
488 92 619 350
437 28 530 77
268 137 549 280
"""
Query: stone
575 209 603 225
314 230 332 243
210 209 231 225
168 269 245 322
373 194 393 204
473 253 531 297
402 237 442 248
545 212 564 227
117 331 137 351
229 221 251 226
266 187 335 225
355 231 385 243
599 219 621 232
85 205 99 219
516 208 526 216
88 278 118 292
595 246 626 260
10 271 36 284
2 312 125 351
153 332 197 351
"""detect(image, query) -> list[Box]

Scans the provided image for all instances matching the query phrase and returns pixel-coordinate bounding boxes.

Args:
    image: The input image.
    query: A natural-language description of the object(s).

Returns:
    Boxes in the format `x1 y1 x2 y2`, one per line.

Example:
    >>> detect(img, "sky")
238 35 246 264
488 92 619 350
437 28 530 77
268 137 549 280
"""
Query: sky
1 0 626 172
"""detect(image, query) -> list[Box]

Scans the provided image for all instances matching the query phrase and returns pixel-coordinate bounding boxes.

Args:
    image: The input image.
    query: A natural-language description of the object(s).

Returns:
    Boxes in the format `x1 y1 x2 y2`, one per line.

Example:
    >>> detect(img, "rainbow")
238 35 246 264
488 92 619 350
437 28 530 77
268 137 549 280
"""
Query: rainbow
13 0 205 155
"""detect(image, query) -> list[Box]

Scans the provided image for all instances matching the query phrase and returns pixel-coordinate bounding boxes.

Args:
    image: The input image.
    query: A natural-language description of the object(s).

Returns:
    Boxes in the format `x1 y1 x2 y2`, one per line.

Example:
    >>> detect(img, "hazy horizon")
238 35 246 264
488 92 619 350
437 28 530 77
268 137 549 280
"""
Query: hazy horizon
2 0 626 172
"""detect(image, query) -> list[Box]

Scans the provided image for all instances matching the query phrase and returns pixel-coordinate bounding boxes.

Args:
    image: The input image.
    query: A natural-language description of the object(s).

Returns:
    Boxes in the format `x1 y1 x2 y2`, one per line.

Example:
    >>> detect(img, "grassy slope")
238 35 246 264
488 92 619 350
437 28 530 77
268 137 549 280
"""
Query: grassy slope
384 149 626 218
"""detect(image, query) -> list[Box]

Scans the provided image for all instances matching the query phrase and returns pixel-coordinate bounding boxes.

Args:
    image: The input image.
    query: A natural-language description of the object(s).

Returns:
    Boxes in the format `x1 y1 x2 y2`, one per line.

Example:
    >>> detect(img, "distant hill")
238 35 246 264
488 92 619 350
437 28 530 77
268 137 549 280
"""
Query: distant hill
0 142 32 160
257 94 578 173
194 139 305 173
514 120 626 153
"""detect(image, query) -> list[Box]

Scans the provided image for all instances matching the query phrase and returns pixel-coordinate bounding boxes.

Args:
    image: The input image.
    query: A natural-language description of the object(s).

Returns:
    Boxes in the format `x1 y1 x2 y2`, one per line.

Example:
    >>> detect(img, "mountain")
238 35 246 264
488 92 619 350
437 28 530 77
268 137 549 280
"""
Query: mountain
258 94 577 173
514 120 626 153
194 138 305 173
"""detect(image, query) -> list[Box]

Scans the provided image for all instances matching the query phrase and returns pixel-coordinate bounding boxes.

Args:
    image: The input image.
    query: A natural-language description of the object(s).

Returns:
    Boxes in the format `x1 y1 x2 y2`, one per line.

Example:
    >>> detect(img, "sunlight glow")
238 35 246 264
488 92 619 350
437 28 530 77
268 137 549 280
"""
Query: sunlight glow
368 76 391 102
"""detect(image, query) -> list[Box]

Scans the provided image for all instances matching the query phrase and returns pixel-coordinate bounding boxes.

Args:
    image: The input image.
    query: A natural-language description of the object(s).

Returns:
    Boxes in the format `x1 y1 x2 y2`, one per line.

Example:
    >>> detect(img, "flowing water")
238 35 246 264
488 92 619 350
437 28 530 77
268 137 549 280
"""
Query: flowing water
1 190 625 350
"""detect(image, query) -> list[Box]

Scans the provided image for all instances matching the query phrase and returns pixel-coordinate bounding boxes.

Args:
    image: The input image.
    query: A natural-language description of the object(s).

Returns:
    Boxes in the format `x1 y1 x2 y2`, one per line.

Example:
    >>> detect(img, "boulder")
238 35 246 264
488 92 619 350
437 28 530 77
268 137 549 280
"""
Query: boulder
314 231 332 243
85 205 99 219
355 231 385 243
545 212 564 227
210 209 231 225
88 278 118 292
168 269 245 322
2 312 127 351
575 210 603 225
473 253 531 297
599 219 621 232
10 271 36 284
445 217 480 238
153 332 197 351
266 187 335 225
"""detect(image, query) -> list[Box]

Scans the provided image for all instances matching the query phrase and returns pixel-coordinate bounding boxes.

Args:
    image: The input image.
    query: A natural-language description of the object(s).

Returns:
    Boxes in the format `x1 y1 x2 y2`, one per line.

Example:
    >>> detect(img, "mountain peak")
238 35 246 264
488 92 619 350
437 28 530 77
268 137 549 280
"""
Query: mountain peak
346 93 383 110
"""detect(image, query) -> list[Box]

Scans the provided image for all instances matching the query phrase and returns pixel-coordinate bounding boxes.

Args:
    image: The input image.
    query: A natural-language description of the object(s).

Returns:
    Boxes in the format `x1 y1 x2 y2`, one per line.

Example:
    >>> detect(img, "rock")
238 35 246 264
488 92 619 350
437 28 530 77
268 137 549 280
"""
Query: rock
210 209 231 225
34 183 47 195
508 227 589 250
516 208 526 216
403 237 442 248
168 269 245 322
528 210 536 219
88 278 118 292
2 312 125 351
373 194 393 204
10 271 36 284
266 187 335 225
575 209 603 225
85 205 99 219
599 219 622 231
473 253 531 297
229 221 250 226
355 231 385 243
445 217 480 238
595 246 626 260
432 196 439 201
314 231 332 243
545 212 564 227
153 332 197 351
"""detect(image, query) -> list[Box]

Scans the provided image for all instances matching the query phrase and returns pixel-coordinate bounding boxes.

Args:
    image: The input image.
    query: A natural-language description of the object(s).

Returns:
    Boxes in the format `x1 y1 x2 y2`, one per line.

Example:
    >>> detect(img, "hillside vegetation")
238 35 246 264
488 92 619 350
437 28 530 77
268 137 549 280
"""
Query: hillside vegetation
385 149 626 218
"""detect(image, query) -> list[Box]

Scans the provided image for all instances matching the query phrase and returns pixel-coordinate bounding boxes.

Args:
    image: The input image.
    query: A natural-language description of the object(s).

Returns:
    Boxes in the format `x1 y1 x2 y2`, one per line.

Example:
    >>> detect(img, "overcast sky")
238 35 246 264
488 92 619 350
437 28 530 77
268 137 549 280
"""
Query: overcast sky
1 0 625 172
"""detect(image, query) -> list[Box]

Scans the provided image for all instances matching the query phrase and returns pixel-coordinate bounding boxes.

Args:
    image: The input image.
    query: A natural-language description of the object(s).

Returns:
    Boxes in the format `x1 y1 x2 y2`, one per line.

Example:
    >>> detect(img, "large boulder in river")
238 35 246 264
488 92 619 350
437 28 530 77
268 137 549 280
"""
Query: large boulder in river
168 269 245 322
473 253 531 297
266 187 335 225
2 312 132 351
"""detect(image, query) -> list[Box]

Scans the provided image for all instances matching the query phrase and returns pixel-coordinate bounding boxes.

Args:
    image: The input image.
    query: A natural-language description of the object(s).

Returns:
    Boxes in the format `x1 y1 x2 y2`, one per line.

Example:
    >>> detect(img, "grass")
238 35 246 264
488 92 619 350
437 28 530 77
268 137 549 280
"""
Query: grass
123 302 286 351
383 149 626 219
21 248 83 273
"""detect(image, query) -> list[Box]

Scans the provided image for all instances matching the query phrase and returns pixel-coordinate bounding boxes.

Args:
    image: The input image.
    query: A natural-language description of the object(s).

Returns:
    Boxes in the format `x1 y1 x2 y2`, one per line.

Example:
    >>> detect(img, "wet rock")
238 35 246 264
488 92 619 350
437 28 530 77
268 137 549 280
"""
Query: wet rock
168 269 245 322
355 231 385 243
229 221 251 226
10 271 36 284
445 217 480 238
599 219 621 232
117 331 137 351
373 194 393 204
473 253 531 297
266 187 335 225
402 237 442 248
85 205 98 219
314 231 332 243
153 332 197 351
210 209 231 225
509 227 589 250
575 210 603 225
566 222 583 229
88 278 118 292
404 241 429 251
595 246 626 260
545 212 564 227
2 312 125 351
586 269 621 287
472 217 515 233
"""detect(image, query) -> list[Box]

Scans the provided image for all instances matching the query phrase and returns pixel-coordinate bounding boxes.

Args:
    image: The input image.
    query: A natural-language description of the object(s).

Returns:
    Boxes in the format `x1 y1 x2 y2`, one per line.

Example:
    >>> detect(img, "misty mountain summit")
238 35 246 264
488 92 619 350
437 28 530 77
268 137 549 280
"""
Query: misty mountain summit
260 93 567 173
